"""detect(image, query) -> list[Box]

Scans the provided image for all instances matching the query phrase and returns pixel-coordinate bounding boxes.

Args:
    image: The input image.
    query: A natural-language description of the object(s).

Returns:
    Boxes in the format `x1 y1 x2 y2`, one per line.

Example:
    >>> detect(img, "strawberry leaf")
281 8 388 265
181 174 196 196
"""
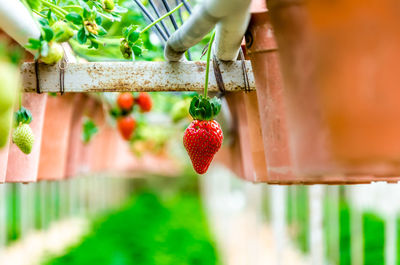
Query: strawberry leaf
128 31 140 43
15 107 33 125
42 26 54 42
66 12 83 25
82 118 98 144
132 45 142 56
189 95 215 120
209 97 221 117
77 27 87 44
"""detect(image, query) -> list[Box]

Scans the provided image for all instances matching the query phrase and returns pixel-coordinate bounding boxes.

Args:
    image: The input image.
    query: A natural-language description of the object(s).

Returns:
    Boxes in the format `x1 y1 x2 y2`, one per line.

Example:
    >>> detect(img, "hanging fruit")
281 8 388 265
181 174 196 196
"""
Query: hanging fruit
136 92 152 112
183 31 223 174
117 92 135 112
117 116 136 141
12 107 34 154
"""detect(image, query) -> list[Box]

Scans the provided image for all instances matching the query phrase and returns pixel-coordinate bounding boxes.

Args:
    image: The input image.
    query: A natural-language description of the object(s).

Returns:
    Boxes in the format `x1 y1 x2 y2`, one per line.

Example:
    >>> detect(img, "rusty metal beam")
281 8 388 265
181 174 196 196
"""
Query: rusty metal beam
21 61 255 93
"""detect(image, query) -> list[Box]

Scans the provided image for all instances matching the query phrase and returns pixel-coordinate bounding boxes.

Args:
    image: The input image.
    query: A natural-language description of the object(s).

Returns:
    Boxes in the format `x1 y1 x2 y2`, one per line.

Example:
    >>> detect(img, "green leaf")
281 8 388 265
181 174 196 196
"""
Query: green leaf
82 118 98 144
42 26 54 42
95 14 102 25
66 12 83 25
15 107 33 125
38 17 49 26
123 25 138 38
189 96 200 119
26 0 42 11
77 27 87 44
25 38 42 50
46 10 57 24
209 97 221 117
128 31 140 43
132 45 142 56
83 6 92 20
188 95 217 120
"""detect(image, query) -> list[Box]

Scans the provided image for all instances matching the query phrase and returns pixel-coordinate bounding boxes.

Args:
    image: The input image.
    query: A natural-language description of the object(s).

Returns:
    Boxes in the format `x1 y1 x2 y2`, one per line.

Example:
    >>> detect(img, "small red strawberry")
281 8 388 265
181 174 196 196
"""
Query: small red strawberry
183 95 223 174
136 92 152 112
117 92 134 111
117 116 136 140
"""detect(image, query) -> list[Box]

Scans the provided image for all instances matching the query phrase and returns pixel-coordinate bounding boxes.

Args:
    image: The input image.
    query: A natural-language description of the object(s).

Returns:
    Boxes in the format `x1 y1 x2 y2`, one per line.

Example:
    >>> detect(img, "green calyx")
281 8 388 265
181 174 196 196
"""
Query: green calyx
189 95 221 121
14 107 33 126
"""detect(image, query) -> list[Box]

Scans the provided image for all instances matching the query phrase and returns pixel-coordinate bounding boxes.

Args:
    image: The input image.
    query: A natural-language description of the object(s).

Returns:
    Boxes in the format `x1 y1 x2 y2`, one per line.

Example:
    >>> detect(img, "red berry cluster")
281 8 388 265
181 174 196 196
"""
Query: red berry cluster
116 92 153 141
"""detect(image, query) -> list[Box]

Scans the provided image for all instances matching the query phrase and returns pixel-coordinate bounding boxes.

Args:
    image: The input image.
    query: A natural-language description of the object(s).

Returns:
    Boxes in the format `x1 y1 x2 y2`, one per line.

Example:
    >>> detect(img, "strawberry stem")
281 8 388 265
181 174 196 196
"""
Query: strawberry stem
140 3 183 35
204 31 215 99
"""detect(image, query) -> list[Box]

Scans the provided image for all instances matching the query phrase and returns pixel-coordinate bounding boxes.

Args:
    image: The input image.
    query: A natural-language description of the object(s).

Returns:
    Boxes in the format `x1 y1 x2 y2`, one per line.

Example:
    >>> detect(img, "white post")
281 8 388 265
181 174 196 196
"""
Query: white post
271 185 287 265
309 185 325 265
245 183 263 265
385 214 396 265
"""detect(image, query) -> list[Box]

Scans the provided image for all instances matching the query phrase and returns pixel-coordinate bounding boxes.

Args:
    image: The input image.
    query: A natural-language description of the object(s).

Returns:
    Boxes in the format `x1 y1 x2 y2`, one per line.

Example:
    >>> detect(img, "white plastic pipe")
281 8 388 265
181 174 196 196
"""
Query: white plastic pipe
165 0 251 61
214 6 251 61
0 0 40 54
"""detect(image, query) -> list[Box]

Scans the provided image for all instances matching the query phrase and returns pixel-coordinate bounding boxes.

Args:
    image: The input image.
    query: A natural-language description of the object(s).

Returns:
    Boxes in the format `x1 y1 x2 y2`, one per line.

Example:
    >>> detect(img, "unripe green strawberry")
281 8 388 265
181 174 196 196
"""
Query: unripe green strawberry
0 109 13 148
171 98 191 123
120 39 132 59
40 42 63 65
0 63 19 112
52 21 74 43
103 0 115 11
12 124 34 154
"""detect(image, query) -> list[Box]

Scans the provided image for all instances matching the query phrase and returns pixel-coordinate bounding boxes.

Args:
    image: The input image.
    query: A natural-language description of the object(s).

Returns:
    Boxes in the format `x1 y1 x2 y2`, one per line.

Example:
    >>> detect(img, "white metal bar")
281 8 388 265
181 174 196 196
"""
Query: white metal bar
21 61 255 93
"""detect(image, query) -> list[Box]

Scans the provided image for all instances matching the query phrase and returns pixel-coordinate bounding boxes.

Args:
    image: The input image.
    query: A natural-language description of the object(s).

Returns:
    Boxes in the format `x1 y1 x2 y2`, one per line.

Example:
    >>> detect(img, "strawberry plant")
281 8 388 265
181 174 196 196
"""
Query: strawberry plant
119 3 183 60
23 0 183 63
183 31 223 174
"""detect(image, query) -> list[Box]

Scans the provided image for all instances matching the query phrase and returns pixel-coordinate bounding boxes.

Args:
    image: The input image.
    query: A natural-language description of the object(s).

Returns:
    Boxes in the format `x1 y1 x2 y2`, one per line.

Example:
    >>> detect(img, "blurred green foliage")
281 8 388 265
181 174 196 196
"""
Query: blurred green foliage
44 172 219 265
286 186 309 253
363 212 385 265
339 202 351 265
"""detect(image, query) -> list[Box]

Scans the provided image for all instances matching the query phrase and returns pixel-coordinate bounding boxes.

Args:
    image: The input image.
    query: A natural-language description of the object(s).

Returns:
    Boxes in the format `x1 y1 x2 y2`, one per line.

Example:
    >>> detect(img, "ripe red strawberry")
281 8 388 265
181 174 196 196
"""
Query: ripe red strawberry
183 119 223 174
117 92 134 111
136 92 152 112
117 116 136 140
